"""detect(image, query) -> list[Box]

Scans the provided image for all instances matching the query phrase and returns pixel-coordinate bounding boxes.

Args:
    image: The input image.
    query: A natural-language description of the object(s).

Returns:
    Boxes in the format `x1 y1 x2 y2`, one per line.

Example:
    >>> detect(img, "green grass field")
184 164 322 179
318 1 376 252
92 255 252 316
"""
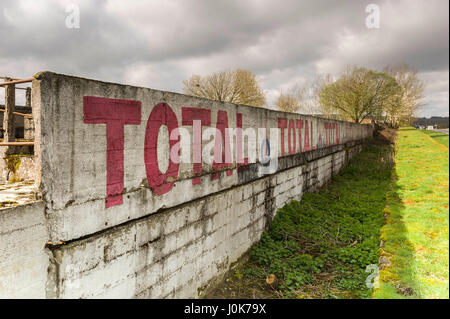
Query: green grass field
374 128 449 299
420 130 449 148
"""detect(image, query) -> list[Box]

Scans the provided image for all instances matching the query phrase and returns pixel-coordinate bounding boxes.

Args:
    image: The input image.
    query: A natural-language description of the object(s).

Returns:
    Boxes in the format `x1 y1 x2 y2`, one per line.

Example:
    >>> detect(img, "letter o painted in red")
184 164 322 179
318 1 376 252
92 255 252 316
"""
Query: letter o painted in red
144 103 180 195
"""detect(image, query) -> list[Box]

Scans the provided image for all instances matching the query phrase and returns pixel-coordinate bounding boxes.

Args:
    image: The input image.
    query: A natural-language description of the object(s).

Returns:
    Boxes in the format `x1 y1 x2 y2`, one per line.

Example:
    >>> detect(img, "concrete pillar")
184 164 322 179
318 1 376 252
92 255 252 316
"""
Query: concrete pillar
26 87 31 107
24 87 34 140
1 80 15 182
3 81 15 142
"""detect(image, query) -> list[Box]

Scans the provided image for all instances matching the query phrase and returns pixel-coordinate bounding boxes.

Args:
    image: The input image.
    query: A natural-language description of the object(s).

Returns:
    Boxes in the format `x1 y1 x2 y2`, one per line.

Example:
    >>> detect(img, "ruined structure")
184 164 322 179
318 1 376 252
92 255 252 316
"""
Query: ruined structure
0 72 372 298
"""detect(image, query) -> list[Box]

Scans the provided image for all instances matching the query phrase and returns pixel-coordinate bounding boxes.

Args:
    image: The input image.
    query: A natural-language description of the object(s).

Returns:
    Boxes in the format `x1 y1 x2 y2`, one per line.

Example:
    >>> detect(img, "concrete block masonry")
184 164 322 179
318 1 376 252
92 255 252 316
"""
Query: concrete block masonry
0 72 372 298
0 202 48 298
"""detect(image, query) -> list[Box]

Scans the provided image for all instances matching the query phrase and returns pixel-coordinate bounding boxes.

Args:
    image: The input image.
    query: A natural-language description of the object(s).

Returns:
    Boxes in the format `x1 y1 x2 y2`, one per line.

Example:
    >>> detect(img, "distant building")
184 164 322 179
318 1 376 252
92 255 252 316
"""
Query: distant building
413 116 449 129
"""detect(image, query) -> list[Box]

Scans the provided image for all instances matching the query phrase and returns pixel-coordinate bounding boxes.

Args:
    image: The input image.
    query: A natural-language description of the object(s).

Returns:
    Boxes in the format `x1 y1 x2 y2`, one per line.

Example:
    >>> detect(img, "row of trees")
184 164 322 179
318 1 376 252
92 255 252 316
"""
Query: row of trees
181 64 425 127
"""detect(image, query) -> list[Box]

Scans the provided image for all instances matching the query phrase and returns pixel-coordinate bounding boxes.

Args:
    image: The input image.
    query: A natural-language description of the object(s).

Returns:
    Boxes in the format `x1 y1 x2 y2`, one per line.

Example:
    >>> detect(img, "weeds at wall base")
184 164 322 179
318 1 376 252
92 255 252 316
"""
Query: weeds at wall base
207 138 394 299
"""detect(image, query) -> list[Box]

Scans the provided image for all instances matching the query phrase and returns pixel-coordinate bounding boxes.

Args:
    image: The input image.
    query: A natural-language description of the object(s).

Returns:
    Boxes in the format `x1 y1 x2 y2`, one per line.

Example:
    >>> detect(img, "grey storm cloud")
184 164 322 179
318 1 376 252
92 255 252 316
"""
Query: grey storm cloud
0 0 448 117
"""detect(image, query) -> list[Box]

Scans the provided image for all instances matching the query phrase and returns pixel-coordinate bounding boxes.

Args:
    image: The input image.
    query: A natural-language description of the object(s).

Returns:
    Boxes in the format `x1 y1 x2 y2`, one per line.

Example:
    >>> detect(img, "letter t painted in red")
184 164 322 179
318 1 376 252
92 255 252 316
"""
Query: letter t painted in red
83 96 141 208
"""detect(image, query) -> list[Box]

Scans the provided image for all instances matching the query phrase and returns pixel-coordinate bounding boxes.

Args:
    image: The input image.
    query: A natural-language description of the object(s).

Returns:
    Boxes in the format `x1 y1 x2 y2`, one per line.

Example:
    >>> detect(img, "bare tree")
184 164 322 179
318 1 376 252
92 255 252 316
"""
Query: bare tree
309 74 334 116
182 69 265 107
384 64 425 126
275 75 333 114
275 90 300 113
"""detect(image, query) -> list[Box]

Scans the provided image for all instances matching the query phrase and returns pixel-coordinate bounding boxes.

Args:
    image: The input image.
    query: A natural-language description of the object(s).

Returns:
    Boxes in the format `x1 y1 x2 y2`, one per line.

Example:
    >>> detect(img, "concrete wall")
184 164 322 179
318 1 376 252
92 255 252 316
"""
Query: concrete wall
46 145 361 298
0 202 48 298
0 71 372 298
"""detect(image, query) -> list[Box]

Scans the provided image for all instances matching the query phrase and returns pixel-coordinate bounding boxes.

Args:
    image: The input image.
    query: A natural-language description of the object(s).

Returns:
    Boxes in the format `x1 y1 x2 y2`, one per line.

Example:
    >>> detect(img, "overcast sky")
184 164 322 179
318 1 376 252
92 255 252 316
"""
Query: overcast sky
1 0 448 117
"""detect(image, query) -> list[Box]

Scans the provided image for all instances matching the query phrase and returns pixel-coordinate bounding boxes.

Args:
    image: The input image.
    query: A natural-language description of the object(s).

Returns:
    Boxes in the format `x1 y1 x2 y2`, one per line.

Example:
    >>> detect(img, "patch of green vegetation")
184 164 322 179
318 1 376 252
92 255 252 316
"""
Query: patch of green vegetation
419 129 449 148
239 142 394 299
8 176 23 183
3 154 27 183
374 127 449 299
6 154 21 175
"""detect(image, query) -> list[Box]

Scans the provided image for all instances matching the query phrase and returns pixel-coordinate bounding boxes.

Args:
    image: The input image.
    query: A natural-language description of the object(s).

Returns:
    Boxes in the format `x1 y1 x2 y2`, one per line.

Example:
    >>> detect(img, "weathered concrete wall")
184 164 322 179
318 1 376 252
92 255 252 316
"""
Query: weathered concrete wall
0 71 372 298
47 145 361 298
33 72 371 243
0 202 47 298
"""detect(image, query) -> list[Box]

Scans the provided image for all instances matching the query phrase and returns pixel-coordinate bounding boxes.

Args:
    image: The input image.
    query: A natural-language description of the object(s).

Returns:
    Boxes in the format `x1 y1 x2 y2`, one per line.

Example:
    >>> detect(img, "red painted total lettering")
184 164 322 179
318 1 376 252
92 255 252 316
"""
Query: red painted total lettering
84 96 339 209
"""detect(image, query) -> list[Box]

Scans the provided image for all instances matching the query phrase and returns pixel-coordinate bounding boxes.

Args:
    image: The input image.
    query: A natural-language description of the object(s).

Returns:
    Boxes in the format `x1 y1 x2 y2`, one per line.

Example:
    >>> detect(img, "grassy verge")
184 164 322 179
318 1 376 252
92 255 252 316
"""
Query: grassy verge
208 139 394 299
374 128 449 299
419 130 449 148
